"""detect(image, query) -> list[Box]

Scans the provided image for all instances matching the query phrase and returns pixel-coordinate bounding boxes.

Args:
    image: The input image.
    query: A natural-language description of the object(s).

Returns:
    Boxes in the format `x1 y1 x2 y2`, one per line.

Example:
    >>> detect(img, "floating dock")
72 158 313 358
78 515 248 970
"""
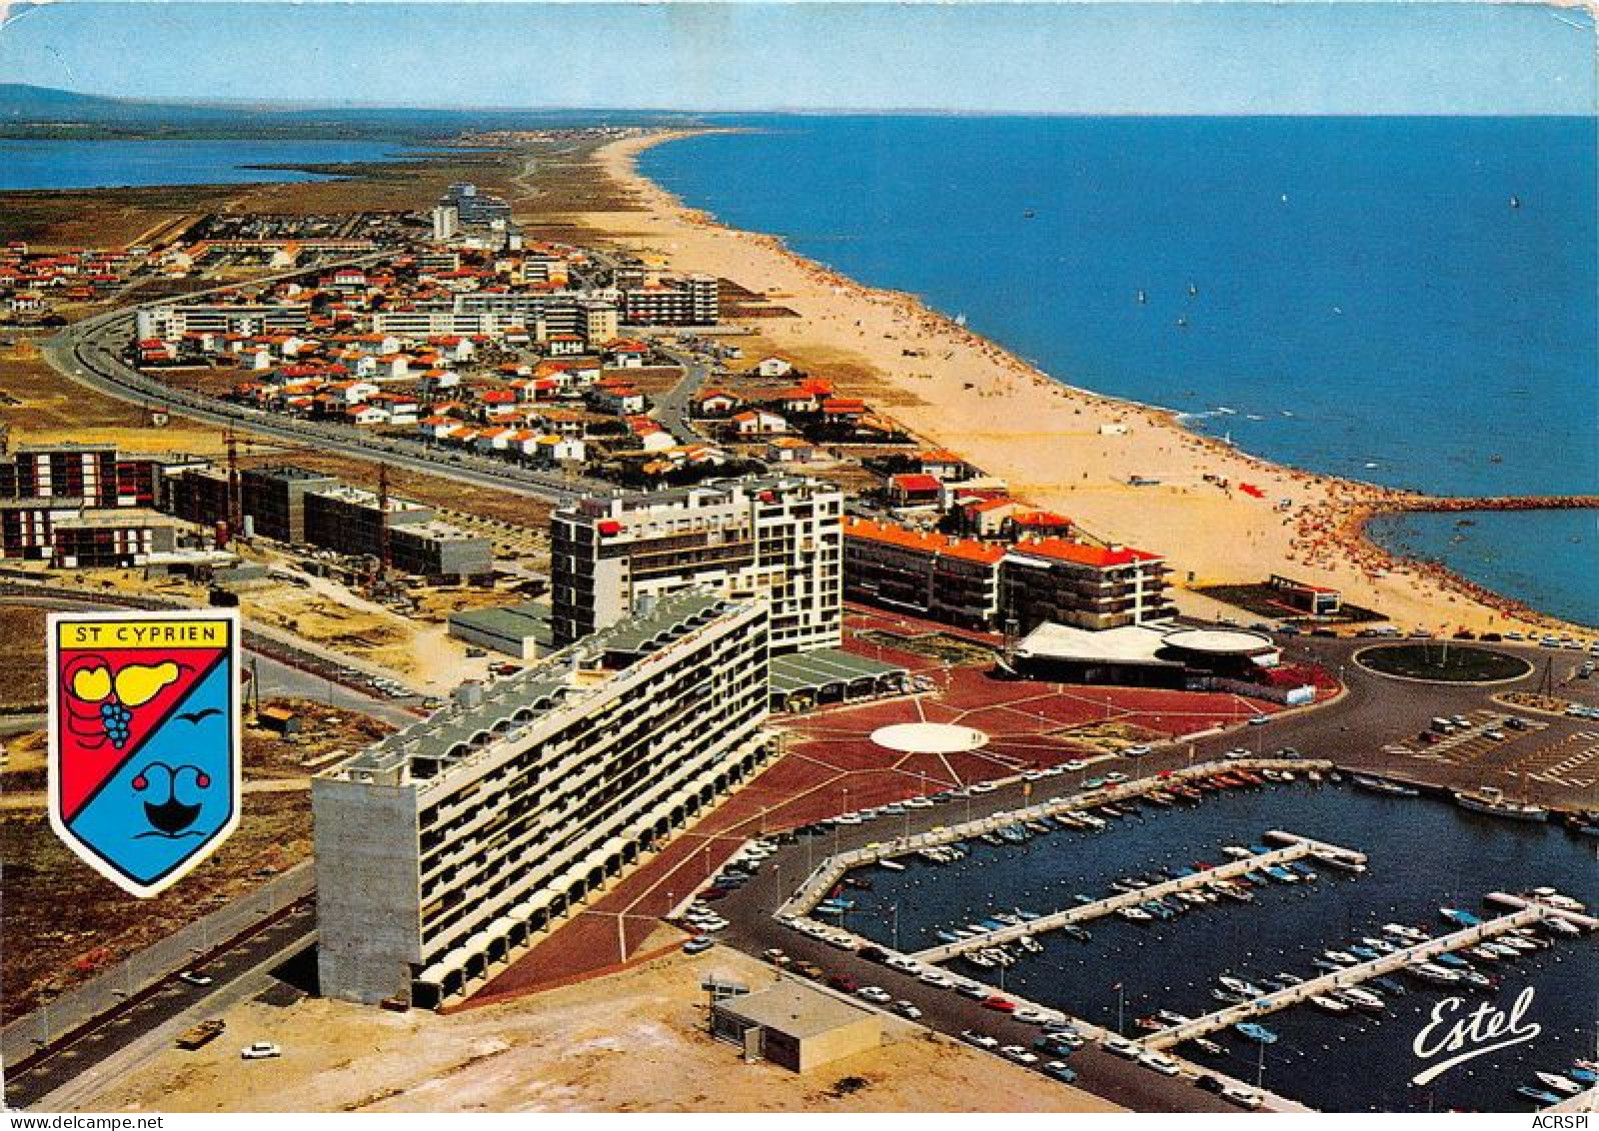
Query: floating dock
907 831 1363 964
777 758 1334 921
1140 902 1590 1051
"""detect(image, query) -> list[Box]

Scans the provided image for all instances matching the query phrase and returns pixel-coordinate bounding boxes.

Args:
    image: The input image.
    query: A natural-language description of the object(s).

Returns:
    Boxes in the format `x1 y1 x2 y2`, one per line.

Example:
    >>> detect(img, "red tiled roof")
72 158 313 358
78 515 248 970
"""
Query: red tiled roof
844 516 1005 566
889 473 942 494
1011 536 1160 568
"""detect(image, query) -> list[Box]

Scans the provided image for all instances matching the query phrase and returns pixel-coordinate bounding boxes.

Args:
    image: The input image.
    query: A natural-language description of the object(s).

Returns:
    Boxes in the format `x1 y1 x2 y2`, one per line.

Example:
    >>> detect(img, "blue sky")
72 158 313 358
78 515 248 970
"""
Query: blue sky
1 2 1594 114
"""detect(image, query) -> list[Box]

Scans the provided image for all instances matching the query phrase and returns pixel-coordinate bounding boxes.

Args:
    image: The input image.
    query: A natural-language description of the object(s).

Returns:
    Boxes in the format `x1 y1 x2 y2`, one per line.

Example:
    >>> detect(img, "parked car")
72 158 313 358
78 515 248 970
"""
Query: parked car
1042 1060 1078 1084
856 986 892 1004
1223 1087 1264 1110
240 1042 282 1060
682 936 715 955
1000 1044 1039 1065
178 971 214 988
961 1030 1000 1050
893 1000 923 1020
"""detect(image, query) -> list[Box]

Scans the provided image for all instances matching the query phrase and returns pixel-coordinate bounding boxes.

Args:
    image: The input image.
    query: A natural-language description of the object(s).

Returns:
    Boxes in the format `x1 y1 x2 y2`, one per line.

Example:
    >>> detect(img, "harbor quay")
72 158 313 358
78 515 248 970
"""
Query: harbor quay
1140 901 1591 1052
774 758 1339 921
695 747 1595 1114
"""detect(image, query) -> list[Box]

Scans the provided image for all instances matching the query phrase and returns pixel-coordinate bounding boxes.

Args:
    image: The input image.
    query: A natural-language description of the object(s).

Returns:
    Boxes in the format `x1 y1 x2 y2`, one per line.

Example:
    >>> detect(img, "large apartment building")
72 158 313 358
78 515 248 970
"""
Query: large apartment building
135 302 310 340
314 592 772 1007
620 274 718 325
0 445 199 563
165 465 492 577
841 518 1169 634
372 293 620 344
550 477 842 654
842 516 1005 630
1002 535 1170 632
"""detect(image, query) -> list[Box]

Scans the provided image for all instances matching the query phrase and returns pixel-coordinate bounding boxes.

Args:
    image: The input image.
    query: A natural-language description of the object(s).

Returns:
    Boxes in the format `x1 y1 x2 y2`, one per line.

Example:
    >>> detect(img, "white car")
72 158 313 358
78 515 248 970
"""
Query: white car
1103 772 1129 784
857 986 893 1004
970 781 1000 794
1062 760 1089 772
1138 1050 1182 1076
1000 1044 1040 1065
894 1000 923 1020
178 971 214 988
1102 1035 1141 1059
1121 745 1152 757
961 1030 1000 1050
885 955 921 973
240 1042 282 1060
918 970 952 987
1223 1087 1263 1110
904 796 935 809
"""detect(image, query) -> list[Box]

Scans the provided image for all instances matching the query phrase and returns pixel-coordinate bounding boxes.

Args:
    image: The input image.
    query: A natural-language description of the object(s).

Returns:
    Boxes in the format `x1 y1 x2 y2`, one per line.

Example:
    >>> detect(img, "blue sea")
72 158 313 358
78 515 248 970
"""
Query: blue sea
0 139 420 190
1368 509 1599 628
641 116 1598 622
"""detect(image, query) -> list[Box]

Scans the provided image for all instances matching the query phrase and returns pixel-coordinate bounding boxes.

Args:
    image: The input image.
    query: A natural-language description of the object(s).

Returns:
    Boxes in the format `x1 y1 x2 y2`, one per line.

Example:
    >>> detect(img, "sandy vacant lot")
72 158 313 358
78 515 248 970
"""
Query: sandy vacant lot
75 946 1118 1114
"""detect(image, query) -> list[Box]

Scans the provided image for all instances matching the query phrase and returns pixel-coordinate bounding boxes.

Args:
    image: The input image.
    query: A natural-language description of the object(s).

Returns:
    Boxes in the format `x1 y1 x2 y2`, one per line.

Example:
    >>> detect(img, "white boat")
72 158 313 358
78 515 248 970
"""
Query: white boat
1310 994 1351 1014
1535 1072 1582 1097
1119 906 1154 922
878 858 907 872
1529 888 1587 913
1219 976 1265 997
1408 962 1462 986
1455 787 1549 822
1338 987 1386 1012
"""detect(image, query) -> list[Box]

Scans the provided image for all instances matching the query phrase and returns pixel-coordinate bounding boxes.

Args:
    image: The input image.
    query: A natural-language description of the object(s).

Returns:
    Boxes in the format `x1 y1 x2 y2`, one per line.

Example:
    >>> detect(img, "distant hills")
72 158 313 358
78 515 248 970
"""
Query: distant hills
0 83 704 138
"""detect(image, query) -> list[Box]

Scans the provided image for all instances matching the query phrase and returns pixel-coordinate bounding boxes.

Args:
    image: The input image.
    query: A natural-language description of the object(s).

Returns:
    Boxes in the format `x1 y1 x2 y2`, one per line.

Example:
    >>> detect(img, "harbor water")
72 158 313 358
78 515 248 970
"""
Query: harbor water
836 780 1598 1112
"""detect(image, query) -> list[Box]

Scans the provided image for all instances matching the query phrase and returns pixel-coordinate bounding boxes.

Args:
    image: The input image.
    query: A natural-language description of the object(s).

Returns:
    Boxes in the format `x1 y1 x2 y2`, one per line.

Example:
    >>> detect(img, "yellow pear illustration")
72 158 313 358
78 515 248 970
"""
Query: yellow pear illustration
71 665 113 703
113 662 181 708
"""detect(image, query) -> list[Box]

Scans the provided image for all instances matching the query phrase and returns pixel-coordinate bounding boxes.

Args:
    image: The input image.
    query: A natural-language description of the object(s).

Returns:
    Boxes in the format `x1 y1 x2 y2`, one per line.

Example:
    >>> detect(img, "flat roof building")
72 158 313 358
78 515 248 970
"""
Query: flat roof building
1009 621 1281 688
447 601 550 660
314 592 772 1008
551 476 842 655
710 981 882 1072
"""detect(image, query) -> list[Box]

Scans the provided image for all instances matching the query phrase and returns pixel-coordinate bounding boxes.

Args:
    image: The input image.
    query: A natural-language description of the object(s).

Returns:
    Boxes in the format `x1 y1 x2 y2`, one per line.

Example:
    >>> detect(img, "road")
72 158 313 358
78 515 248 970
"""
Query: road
650 346 717 446
4 899 317 1110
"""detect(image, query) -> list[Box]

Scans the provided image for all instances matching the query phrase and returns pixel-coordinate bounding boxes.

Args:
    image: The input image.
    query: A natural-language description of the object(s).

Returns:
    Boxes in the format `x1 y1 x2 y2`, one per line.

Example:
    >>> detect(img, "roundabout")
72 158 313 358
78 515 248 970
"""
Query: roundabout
1354 642 1533 684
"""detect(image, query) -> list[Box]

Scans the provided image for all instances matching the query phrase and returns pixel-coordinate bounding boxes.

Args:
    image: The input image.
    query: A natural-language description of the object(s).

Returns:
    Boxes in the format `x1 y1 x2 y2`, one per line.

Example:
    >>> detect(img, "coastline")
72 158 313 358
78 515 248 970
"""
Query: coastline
562 129 1590 638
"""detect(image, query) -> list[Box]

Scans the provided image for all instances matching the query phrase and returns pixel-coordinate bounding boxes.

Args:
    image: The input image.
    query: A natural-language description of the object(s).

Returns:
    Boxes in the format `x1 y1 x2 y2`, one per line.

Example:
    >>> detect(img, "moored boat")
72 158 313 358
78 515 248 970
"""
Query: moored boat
1235 1022 1279 1045
1455 787 1549 822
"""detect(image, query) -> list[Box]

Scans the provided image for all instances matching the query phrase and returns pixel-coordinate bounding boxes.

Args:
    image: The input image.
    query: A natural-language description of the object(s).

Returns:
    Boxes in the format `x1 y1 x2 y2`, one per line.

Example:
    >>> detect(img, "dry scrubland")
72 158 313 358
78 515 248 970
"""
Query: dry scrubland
73 946 1118 1114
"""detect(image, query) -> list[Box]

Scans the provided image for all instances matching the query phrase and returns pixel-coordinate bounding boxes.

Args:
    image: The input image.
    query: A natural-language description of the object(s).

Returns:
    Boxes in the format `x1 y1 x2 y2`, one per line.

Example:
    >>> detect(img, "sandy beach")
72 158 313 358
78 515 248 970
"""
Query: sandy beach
562 131 1586 639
